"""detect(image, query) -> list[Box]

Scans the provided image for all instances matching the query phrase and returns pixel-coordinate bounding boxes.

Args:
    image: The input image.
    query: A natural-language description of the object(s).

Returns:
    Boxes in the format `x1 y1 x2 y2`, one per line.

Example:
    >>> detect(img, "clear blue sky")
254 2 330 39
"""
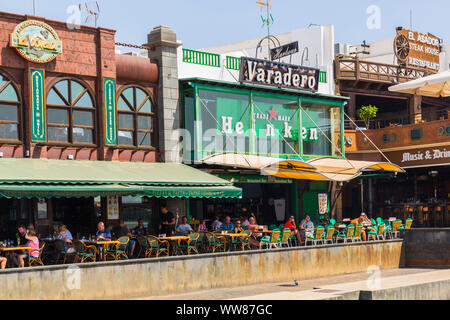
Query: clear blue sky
1 0 449 49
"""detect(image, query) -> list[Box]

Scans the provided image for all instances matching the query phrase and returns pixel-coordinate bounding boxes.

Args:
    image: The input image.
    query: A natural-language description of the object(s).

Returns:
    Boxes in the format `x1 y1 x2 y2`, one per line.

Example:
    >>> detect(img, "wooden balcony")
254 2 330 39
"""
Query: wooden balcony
335 56 435 84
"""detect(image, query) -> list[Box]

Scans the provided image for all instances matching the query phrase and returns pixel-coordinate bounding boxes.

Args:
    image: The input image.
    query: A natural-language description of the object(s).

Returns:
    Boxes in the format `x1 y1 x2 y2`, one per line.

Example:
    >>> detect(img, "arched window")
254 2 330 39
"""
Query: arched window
46 79 95 144
117 86 154 147
0 72 21 141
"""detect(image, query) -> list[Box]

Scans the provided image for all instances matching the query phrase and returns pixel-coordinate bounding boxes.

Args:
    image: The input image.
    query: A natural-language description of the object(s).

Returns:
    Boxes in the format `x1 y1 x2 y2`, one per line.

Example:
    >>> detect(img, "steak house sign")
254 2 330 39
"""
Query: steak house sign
240 57 320 92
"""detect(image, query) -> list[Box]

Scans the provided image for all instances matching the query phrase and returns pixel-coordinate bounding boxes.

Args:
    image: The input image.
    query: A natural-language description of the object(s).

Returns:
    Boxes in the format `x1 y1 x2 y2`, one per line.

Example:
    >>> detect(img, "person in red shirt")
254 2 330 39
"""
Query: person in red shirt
283 215 302 246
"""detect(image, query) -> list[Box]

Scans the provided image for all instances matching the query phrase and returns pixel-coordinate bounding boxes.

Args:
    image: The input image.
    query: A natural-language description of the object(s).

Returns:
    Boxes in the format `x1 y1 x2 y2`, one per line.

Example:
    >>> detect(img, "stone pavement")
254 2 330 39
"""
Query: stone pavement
136 268 449 300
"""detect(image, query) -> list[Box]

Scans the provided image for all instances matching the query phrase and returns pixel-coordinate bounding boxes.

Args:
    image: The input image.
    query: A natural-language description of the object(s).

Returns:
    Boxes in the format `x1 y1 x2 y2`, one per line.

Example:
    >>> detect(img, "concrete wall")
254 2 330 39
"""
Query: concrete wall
0 240 403 300
403 228 450 267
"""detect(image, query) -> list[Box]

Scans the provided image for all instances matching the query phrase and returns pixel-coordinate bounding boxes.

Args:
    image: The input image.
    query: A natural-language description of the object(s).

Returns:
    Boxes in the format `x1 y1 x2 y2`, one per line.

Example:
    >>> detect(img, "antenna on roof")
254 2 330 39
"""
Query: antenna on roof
33 0 36 15
410 9 413 30
84 1 100 27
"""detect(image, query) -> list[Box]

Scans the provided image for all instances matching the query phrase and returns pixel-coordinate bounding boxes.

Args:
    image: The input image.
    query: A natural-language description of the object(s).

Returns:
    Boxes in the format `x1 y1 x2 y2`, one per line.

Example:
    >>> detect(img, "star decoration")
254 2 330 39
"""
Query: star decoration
268 106 278 120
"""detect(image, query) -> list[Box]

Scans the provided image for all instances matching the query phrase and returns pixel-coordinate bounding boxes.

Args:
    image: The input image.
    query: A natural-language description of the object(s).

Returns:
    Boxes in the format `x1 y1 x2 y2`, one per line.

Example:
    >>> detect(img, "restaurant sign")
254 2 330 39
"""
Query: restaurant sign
104 78 117 145
30 69 46 142
270 41 299 61
388 146 450 168
240 57 320 92
394 28 441 71
10 20 63 64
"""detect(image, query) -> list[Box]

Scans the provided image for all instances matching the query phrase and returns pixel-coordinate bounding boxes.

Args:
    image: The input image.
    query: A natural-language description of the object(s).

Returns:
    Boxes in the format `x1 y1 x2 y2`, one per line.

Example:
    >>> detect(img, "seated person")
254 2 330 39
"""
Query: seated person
211 216 222 231
234 220 244 234
96 222 112 241
176 216 194 235
319 213 330 226
56 224 75 253
220 216 234 232
0 256 6 270
113 220 132 239
133 219 148 236
283 215 302 245
300 215 315 243
14 227 39 268
197 219 208 232
241 215 250 227
247 217 264 248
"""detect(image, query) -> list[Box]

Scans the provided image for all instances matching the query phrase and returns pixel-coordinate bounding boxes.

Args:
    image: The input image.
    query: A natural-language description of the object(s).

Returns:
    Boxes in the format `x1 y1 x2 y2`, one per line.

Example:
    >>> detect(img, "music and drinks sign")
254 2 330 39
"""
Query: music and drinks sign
239 57 320 92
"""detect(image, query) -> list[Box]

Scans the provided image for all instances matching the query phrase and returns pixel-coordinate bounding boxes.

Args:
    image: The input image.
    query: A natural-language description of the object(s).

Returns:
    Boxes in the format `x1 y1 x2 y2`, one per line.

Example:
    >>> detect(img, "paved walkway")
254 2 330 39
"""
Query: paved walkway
135 268 448 300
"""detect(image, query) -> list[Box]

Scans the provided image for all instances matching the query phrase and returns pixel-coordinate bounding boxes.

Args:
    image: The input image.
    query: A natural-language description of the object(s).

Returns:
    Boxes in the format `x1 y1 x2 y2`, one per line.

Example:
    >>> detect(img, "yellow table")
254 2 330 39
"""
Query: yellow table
82 240 120 261
0 246 32 252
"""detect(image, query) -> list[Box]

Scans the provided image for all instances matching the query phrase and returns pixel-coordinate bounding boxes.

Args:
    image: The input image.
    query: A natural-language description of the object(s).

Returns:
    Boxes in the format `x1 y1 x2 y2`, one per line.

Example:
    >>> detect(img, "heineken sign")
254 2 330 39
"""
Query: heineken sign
240 57 320 92
30 69 46 142
10 20 63 64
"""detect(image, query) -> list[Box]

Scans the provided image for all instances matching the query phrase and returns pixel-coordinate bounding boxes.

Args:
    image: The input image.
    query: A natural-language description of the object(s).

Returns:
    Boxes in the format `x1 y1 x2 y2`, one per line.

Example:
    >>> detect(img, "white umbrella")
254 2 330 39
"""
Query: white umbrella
388 70 450 97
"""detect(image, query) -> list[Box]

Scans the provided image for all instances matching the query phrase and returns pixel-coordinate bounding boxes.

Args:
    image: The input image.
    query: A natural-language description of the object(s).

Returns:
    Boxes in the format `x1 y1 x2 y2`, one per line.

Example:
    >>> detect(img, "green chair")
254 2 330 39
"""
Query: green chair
336 225 355 243
136 235 152 258
205 232 226 253
278 229 291 248
115 236 130 260
179 233 200 255
54 239 76 264
330 219 336 226
147 236 170 257
269 224 278 231
73 240 97 263
353 224 363 242
236 230 252 251
400 218 413 230
305 226 325 246
391 220 402 239
369 224 385 241
324 226 335 244
260 229 281 249
376 217 383 226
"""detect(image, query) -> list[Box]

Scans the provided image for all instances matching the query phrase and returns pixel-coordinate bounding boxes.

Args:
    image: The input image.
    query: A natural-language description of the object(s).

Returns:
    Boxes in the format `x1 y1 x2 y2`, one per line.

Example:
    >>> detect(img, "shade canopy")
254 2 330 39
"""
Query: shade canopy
200 154 405 182
0 158 242 199
388 70 450 97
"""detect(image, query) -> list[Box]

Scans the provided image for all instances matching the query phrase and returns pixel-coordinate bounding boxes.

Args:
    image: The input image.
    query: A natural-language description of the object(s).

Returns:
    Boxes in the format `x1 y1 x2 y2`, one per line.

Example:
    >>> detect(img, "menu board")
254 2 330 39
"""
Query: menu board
107 196 119 220
318 193 328 214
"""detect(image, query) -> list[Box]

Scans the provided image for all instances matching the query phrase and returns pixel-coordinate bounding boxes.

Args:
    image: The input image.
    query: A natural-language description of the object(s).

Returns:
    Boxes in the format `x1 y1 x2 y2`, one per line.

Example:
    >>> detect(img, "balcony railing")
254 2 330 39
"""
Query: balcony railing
335 56 435 84
345 108 450 130
182 49 221 68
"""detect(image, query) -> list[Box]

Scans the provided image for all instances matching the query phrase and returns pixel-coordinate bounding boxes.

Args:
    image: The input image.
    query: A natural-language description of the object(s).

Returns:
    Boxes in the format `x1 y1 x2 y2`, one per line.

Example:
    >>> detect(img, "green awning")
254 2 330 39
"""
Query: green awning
142 186 242 199
0 158 242 199
0 184 144 199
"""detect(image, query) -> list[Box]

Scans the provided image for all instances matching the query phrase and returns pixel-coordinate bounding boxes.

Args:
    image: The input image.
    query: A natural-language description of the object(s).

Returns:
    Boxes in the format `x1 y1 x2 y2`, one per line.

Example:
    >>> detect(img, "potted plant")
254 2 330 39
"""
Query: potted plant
357 105 378 128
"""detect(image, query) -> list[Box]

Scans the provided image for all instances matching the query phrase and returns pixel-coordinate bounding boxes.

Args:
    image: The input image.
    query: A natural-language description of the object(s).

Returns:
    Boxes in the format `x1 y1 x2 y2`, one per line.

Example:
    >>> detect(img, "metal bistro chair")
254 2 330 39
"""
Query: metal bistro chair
73 240 97 263
28 242 46 267
179 233 200 255
147 236 170 257
400 218 413 230
278 229 291 248
336 225 355 244
115 236 130 260
324 226 335 245
391 220 402 239
54 239 76 264
260 229 281 250
136 235 152 258
305 226 325 246
369 224 385 241
353 224 363 242
237 230 252 251
205 232 226 253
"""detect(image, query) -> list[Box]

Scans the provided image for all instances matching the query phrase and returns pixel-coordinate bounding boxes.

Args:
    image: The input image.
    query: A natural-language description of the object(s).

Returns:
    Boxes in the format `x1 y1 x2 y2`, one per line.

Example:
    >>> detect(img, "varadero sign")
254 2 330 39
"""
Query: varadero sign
10 20 63 64
240 57 320 92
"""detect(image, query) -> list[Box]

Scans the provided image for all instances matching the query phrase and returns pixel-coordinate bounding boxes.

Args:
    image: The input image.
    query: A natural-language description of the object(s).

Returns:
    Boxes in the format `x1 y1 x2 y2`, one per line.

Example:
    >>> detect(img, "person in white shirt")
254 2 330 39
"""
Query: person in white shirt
176 216 194 235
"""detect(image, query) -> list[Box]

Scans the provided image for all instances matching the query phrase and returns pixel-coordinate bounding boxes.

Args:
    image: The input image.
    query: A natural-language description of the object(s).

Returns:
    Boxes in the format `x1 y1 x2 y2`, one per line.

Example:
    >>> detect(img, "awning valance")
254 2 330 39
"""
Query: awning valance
388 70 450 97
200 154 405 182
0 158 242 199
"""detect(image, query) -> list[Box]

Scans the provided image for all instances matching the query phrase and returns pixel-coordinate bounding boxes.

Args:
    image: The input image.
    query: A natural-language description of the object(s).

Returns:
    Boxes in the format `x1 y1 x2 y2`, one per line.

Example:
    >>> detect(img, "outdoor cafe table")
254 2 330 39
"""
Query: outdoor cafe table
219 233 250 251
82 240 120 261
0 246 32 252
159 236 190 256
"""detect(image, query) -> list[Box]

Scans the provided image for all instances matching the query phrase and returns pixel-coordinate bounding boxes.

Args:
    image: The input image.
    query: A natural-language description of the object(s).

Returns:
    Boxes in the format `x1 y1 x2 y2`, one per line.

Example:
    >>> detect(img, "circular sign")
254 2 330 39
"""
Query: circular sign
394 33 410 63
9 20 63 64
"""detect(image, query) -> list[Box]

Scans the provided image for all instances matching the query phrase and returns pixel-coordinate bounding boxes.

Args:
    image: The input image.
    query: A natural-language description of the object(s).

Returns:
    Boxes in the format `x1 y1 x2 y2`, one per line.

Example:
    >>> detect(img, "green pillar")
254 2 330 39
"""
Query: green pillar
292 180 300 224
186 198 190 223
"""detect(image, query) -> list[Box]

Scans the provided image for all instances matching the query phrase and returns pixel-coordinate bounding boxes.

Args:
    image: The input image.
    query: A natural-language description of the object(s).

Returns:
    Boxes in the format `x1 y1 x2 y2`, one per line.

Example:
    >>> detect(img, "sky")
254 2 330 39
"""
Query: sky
1 0 449 49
